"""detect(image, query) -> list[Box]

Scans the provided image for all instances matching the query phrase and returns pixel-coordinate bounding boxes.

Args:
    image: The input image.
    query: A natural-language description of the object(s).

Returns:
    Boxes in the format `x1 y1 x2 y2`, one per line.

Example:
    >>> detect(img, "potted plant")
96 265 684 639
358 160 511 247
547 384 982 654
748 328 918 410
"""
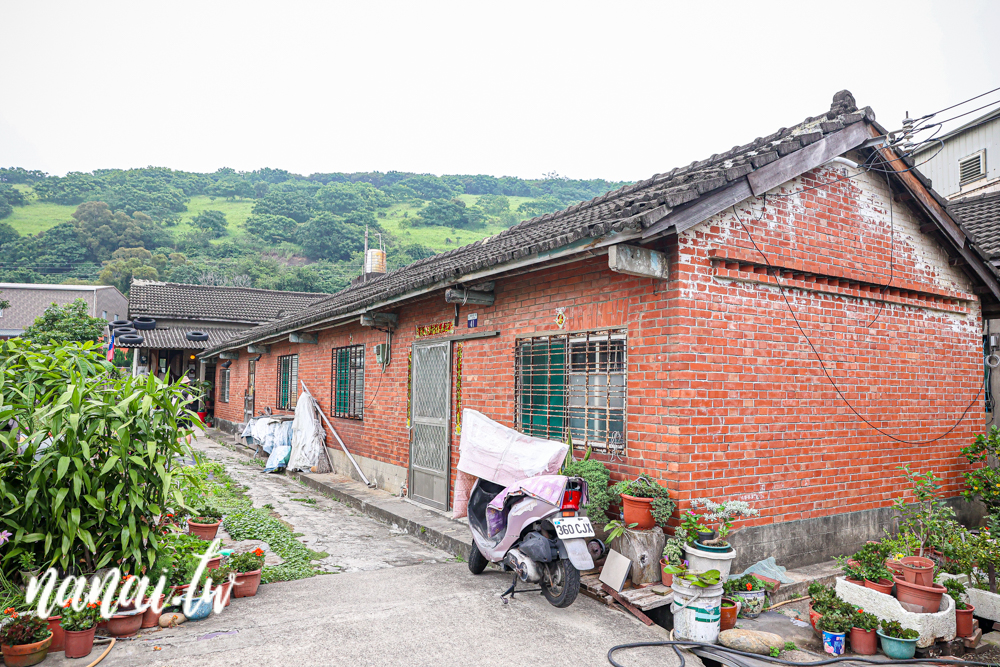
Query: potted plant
229 548 266 598
807 583 854 634
0 609 52 667
893 573 946 613
849 609 879 656
877 620 919 659
15 552 39 586
686 497 759 552
724 574 768 618
188 510 223 540
720 597 740 631
892 465 955 559
60 599 102 659
816 610 851 656
608 476 675 530
661 537 685 586
835 555 866 586
943 578 975 636
197 565 234 608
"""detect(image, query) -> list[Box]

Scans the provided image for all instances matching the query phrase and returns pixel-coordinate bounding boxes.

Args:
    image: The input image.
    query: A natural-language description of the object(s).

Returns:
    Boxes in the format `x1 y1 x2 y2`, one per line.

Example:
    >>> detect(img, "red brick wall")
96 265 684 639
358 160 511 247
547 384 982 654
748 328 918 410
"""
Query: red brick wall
213 165 982 533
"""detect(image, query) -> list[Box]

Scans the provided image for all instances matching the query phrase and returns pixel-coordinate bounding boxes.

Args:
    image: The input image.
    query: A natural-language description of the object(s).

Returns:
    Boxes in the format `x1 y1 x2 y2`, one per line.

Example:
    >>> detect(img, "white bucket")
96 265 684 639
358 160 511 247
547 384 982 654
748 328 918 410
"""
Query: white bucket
683 544 737 580
671 578 724 643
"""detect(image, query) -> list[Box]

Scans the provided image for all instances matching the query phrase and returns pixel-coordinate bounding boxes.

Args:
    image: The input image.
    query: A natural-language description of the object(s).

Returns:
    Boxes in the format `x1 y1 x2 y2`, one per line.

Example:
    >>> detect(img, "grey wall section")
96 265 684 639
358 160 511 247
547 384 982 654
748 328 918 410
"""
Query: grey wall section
215 417 241 435
913 114 1000 199
95 288 128 322
729 496 985 571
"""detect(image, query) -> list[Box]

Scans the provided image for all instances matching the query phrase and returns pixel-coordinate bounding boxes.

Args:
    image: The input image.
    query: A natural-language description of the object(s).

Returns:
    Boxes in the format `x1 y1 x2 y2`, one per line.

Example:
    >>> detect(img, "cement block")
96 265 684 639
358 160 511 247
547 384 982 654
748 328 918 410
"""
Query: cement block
835 577 955 648
980 630 1000 648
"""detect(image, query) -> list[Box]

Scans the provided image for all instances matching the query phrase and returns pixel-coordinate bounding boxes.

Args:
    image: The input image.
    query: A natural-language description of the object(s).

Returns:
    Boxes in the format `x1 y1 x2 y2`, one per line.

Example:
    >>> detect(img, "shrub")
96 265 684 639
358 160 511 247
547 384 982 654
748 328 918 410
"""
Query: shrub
942 578 969 610
562 459 612 523
853 610 880 631
0 609 49 645
817 611 852 634
227 549 265 574
880 619 919 640
60 599 103 631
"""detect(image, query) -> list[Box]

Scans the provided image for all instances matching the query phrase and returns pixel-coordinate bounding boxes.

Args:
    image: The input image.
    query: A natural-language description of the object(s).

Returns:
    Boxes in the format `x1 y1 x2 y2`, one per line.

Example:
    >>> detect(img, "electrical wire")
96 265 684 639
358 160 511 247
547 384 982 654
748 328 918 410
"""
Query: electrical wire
730 202 984 446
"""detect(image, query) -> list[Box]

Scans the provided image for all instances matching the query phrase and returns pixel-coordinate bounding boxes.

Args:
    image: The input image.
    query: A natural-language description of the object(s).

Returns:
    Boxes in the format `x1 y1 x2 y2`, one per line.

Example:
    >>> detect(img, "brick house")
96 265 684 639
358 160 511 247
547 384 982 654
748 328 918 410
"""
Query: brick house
202 91 1000 569
0 282 127 339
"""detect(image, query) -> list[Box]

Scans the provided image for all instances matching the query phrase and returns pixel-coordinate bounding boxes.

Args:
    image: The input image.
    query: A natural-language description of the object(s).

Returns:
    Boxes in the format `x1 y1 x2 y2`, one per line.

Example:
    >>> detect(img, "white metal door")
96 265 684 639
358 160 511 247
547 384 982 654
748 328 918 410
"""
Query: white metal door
409 340 451 509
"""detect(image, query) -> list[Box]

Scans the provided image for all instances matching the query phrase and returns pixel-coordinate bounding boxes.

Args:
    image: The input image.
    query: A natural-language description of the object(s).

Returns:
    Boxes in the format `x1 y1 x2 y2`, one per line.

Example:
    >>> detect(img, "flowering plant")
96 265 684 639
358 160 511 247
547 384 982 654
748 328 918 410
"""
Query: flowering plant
60 599 103 631
0 609 50 646
227 549 265 573
689 498 759 546
852 609 880 631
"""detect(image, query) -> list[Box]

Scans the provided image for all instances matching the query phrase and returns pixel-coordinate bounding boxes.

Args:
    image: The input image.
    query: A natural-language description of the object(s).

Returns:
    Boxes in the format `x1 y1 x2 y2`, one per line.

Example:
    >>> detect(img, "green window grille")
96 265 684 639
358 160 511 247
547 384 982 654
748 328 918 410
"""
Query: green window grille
277 354 298 410
515 329 626 453
331 345 365 419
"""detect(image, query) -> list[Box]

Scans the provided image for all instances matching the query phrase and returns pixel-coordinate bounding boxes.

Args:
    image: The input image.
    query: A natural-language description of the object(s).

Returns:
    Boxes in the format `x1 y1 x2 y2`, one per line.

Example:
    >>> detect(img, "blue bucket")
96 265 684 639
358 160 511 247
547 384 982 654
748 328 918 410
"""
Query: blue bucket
823 631 845 656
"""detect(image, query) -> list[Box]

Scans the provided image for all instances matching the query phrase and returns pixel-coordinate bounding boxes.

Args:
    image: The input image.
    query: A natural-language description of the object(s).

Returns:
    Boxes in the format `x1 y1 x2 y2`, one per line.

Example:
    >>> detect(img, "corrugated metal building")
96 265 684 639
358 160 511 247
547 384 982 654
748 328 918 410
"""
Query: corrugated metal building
912 107 1000 200
0 283 127 338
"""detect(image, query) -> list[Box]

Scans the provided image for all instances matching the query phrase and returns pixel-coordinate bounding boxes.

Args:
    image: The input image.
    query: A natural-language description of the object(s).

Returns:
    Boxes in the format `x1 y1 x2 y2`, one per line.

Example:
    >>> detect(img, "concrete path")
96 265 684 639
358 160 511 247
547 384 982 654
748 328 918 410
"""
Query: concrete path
45 435 684 667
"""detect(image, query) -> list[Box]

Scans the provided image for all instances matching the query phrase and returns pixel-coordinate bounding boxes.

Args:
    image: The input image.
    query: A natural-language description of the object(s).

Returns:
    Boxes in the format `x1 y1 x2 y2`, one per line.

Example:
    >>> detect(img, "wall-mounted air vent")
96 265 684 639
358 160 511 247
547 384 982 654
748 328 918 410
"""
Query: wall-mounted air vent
960 150 986 184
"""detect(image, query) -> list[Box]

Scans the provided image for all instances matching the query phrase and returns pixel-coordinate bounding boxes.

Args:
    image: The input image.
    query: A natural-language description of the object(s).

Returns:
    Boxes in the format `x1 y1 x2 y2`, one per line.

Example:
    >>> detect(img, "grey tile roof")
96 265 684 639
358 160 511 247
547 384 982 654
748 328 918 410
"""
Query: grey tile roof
129 280 330 324
950 191 1000 260
203 90 990 356
113 327 237 350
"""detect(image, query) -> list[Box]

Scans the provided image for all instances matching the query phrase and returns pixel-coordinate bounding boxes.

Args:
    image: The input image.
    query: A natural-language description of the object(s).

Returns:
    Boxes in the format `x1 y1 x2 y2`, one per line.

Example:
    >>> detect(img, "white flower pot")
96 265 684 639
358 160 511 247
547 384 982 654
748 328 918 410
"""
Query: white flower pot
683 543 737 579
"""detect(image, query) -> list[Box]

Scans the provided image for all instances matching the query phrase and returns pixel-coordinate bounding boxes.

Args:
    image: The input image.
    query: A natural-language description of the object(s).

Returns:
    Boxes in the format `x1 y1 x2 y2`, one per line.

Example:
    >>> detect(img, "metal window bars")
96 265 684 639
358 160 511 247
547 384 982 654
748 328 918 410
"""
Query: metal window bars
515 329 626 453
220 368 230 403
277 354 298 410
331 344 365 419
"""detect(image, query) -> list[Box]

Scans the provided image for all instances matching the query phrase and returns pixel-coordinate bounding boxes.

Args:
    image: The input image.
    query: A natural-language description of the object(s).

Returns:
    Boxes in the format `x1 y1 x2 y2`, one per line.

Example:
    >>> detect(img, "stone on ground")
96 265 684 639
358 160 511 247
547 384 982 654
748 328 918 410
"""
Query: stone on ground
718 629 785 655
981 630 1000 648
159 612 187 628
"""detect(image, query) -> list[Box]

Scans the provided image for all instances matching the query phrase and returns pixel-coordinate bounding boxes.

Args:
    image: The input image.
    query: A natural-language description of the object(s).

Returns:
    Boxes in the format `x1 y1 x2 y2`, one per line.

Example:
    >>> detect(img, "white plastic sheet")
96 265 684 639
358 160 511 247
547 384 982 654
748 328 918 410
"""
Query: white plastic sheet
286 393 329 473
453 409 568 518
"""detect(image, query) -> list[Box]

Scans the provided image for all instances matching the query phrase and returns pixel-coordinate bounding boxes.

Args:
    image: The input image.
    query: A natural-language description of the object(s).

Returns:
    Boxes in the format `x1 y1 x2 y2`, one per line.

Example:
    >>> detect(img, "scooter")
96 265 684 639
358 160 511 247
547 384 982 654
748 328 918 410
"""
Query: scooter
466 474 605 608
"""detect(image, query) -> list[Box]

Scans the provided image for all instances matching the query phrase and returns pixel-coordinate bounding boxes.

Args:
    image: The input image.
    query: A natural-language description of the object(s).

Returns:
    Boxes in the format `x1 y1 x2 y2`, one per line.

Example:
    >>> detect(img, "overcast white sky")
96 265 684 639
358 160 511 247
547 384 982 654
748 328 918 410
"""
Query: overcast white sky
2 1 998 181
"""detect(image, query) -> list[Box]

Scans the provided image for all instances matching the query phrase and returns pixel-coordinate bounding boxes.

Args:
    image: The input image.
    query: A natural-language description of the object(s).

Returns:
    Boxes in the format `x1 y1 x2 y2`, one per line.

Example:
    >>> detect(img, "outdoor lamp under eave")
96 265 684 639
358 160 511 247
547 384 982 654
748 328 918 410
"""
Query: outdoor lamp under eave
221 360 232 369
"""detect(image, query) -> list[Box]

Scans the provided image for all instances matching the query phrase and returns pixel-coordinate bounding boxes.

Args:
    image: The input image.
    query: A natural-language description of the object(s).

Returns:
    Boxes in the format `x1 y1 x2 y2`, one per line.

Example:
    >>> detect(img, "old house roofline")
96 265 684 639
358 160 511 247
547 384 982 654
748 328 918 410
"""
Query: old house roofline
201 90 1000 357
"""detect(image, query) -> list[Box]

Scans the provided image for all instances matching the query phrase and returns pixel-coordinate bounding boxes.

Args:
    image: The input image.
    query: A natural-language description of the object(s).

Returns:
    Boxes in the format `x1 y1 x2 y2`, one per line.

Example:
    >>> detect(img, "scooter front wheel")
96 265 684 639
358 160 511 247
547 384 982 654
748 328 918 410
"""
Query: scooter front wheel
468 542 488 575
541 559 580 608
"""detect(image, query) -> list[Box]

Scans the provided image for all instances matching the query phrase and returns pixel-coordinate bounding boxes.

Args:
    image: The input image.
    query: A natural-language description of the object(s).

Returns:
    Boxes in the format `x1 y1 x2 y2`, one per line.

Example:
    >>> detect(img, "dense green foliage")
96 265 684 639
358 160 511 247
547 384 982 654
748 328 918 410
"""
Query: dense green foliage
20 299 108 344
561 459 612 523
0 340 196 574
0 165 630 293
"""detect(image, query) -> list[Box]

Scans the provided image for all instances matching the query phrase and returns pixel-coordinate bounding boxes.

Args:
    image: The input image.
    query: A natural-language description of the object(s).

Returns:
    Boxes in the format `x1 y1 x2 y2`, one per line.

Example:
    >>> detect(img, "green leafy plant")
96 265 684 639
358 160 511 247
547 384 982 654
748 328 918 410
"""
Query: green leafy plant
880 619 919 640
961 426 1000 514
680 512 707 540
689 498 759 547
227 548 265 573
16 552 36 571
60 599 103 631
662 538 685 567
817 610 852 634
853 542 893 583
783 641 798 652
853 610 879 631
892 464 957 557
835 555 865 581
562 459 612 523
0 609 50 645
808 583 854 616
604 520 638 545
662 566 720 588
768 647 780 658
723 573 765 596
609 476 676 528
0 340 197 574
189 512 222 523
197 564 232 589
942 578 969 610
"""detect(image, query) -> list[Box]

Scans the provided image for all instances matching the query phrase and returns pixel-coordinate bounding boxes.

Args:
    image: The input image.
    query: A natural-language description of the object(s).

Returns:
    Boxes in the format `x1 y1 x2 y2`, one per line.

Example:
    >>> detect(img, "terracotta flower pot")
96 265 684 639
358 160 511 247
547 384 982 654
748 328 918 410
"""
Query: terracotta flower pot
893 575 946 613
850 627 877 656
206 556 222 570
214 581 234 607
957 605 976 637
721 598 739 631
63 627 96 659
45 615 64 652
899 556 935 587
886 559 904 577
659 559 673 587
864 578 894 595
620 494 655 530
106 612 143 637
233 569 262 598
808 603 823 635
188 519 222 540
1 633 52 667
142 595 165 629
846 577 866 587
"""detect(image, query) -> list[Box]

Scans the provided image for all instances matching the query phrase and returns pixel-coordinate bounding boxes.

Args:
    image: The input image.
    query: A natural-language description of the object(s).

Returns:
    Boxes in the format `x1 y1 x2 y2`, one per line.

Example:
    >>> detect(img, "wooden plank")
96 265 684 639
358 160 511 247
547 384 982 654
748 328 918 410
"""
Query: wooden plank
602 583 655 626
747 122 869 196
642 179 752 239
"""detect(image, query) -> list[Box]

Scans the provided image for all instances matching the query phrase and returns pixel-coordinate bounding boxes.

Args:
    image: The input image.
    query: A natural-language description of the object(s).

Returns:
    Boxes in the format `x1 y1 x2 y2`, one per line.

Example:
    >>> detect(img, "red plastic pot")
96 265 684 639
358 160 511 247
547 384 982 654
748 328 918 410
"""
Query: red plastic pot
659 559 673 586
808 603 823 634
893 575 945 613
899 556 935 587
45 615 64 653
864 578 894 595
850 627 878 655
106 612 143 637
188 519 222 540
233 569 262 598
63 627 96 659
1 633 52 667
957 605 976 637
620 494 655 530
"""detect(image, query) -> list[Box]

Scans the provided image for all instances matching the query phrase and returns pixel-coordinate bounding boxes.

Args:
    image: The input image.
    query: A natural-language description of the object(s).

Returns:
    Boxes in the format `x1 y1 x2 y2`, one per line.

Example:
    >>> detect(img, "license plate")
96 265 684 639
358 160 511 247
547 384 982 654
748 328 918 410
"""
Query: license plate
553 517 595 539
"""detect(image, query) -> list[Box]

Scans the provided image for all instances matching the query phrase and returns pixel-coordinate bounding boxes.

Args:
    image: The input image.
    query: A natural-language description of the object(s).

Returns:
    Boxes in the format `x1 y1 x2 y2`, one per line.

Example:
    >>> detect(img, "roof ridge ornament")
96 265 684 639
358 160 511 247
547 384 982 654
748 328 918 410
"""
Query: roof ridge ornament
827 90 858 119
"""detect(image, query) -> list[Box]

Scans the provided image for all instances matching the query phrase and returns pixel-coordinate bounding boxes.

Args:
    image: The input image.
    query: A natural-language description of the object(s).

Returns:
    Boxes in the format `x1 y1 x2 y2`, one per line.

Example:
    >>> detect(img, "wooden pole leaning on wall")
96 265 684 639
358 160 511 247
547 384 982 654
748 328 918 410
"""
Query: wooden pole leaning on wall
299 379 375 487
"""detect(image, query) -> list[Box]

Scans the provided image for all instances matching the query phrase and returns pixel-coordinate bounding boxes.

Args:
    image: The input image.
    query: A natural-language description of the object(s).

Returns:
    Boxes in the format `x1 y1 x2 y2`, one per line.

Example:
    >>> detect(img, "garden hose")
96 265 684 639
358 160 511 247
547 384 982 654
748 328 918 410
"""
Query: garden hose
86 637 116 667
607 640 998 667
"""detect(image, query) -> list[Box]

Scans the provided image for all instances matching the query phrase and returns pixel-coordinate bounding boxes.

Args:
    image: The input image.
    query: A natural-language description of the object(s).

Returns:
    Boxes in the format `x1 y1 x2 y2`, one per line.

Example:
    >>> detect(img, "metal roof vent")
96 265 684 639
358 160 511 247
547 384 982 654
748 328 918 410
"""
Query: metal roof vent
960 151 985 184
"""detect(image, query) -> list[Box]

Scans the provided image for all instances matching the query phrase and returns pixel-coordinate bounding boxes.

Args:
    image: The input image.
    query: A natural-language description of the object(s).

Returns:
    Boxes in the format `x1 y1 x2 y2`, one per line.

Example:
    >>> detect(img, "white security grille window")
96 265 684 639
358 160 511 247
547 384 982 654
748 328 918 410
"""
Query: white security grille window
219 368 230 402
277 354 298 410
960 151 986 184
515 329 626 453
331 345 365 419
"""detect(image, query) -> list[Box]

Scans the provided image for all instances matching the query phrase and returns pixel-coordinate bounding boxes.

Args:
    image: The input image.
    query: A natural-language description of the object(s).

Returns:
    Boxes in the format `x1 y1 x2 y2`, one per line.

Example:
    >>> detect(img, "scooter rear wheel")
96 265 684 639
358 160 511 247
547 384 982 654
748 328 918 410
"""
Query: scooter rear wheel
468 543 488 575
541 559 580 608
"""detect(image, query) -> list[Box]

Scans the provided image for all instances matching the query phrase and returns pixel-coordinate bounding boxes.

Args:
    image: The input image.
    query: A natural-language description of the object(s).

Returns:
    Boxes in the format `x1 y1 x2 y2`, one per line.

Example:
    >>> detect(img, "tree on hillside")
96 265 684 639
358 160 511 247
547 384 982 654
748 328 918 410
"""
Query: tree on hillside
416 199 486 229
242 213 299 244
252 191 313 223
476 194 509 216
396 175 455 200
0 222 20 248
0 184 27 208
191 210 228 238
297 211 369 261
516 197 562 218
98 247 187 294
314 182 390 215
21 298 108 344
207 178 253 201
1 222 89 271
71 201 169 262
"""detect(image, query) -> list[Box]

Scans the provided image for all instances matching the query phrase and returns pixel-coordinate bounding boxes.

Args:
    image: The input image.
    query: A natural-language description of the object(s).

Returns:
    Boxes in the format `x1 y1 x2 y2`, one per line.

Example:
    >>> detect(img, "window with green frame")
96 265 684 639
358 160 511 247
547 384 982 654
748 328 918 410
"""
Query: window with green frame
277 354 298 410
515 330 626 453
331 345 365 419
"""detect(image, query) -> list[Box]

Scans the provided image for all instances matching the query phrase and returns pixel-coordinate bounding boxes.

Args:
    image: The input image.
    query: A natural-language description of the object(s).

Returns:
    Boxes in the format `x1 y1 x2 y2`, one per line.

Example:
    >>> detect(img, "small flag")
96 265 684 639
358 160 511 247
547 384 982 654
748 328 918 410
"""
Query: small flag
106 328 115 362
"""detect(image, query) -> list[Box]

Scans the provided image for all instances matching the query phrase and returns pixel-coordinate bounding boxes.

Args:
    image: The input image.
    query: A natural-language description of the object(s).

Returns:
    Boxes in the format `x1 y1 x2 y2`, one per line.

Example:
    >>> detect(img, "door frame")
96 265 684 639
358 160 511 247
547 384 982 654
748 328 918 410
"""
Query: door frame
244 359 256 423
408 339 452 510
